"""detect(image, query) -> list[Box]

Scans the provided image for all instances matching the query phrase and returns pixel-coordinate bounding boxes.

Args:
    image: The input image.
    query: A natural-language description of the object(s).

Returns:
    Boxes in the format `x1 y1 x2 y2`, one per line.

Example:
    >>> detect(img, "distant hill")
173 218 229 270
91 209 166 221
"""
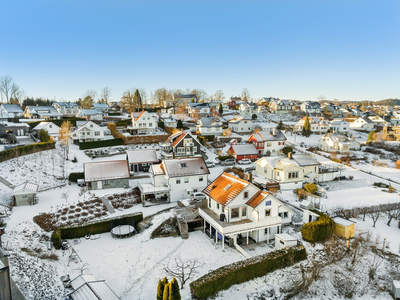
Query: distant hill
374 99 400 106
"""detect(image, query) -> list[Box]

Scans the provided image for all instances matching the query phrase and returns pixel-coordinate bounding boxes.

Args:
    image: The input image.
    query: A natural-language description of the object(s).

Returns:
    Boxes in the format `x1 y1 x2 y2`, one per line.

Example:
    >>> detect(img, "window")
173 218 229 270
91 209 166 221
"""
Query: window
265 209 271 217
149 123 152 127
184 178 189 183
193 146 197 153
180 163 187 168
90 124 93 127
280 240 285 245
244 191 249 198
263 167 268 174
142 163 147 166
217 203 220 210
231 207 239 218
95 132 100 136
102 180 109 185
288 172 299 179
241 206 246 217
208 198 211 208
199 176 203 182
22 195 28 199
279 212 288 219
266 142 272 147
176 179 181 184
264 228 270 234
49 125 52 128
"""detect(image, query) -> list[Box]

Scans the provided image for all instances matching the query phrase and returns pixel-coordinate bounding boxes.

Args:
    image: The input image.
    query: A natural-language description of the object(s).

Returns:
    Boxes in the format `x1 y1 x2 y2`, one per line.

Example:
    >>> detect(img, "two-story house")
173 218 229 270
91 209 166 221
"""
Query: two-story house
300 102 321 114
349 117 375 132
186 103 211 118
268 99 296 114
329 119 349 133
92 103 111 114
127 110 157 135
24 106 63 120
198 172 295 250
196 117 223 136
238 103 258 117
248 128 287 156
159 131 202 158
228 116 253 133
0 104 24 120
318 133 361 153
75 109 103 121
52 102 79 117
71 121 105 144
294 116 330 134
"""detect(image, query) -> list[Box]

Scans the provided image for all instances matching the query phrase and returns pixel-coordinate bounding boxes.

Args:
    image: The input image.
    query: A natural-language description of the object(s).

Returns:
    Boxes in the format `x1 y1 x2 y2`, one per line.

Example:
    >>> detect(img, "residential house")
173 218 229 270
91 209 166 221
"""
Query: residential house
349 117 375 132
71 121 105 144
300 102 321 114
186 102 211 118
329 119 350 133
318 133 361 153
11 182 39 206
198 172 295 250
228 116 253 133
126 149 159 173
0 104 24 120
228 144 258 162
321 103 344 119
268 99 296 114
0 122 29 138
127 111 157 135
91 103 110 114
238 102 258 117
138 157 209 202
294 116 330 134
32 122 60 137
196 117 223 136
76 109 103 121
383 126 400 141
52 102 79 117
163 118 177 128
84 160 130 190
228 97 242 110
159 131 202 158
24 106 63 120
248 128 287 156
368 115 389 129
172 93 198 107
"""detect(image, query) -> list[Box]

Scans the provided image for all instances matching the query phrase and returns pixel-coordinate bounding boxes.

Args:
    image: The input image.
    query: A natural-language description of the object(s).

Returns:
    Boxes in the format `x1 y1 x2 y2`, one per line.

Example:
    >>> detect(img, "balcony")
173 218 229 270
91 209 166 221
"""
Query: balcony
319 166 339 173
138 182 170 194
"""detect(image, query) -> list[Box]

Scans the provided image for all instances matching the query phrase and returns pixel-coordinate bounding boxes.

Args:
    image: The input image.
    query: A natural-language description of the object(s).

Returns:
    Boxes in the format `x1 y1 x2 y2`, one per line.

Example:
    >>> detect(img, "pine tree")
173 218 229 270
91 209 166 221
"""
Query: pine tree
367 131 375 142
302 115 311 137
163 283 170 300
134 89 142 112
177 119 183 129
218 103 223 115
277 120 284 130
169 278 181 300
157 279 165 300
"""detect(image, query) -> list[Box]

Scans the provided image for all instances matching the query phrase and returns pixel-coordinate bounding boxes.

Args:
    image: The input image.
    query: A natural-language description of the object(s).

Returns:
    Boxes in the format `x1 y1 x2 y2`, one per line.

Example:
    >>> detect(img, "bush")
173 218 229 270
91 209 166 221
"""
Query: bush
190 245 306 299
39 129 51 142
79 138 124 150
304 183 318 194
396 160 400 169
301 213 335 243
107 122 127 144
217 155 234 161
68 172 84 183
51 229 62 249
282 146 293 156
0 141 55 162
252 114 257 120
115 118 132 127
158 120 165 129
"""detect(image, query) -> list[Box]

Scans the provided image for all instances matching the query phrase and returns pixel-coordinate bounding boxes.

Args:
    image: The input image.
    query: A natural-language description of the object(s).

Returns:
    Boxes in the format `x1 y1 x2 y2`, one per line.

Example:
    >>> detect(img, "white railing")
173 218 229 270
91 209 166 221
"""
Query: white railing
138 182 170 194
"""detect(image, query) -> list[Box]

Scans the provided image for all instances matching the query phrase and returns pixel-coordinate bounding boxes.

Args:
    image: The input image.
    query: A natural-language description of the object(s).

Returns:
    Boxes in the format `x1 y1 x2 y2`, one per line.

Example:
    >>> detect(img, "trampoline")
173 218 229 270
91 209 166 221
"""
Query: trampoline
111 225 136 238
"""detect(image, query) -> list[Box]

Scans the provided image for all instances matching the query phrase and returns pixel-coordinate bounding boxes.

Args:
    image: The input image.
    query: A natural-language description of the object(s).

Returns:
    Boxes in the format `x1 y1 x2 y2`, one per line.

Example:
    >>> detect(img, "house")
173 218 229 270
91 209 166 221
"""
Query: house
332 217 356 239
32 122 60 137
172 93 197 107
76 109 103 121
300 102 321 114
186 103 211 118
91 103 110 114
268 99 296 114
248 128 287 156
84 160 130 190
71 121 104 144
349 117 375 132
227 97 242 110
228 116 253 133
275 234 297 250
68 274 119 300
138 157 209 202
383 126 400 141
196 117 223 136
159 131 202 158
52 102 79 117
11 182 39 206
294 116 330 134
163 118 177 128
127 111 157 135
198 172 295 250
238 102 258 117
329 119 349 133
24 106 63 120
321 103 344 118
228 144 258 162
0 122 29 139
368 115 389 129
318 133 361 153
126 149 159 173
0 104 24 120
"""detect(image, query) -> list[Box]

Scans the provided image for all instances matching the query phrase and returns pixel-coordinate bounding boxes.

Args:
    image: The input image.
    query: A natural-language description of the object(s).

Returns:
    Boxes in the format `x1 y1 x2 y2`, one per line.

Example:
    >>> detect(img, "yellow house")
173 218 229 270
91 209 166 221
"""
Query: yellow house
333 217 356 239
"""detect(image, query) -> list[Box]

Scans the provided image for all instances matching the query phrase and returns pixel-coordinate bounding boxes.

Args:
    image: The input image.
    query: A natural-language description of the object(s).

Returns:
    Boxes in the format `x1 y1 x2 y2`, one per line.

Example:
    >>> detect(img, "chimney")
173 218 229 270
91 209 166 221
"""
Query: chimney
288 152 292 159
272 127 276 136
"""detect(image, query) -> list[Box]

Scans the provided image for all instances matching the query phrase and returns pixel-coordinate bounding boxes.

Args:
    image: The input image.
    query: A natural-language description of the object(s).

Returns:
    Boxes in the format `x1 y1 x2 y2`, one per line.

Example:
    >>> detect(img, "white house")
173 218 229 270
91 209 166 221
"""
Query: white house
300 102 321 114
268 99 296 114
368 115 389 128
318 133 361 153
248 128 287 156
71 121 105 144
238 102 258 117
349 117 375 132
228 116 253 133
91 103 110 114
127 110 157 135
186 103 211 118
32 122 61 137
52 102 79 117
294 116 330 134
24 106 63 120
163 118 177 128
0 104 24 120
196 117 223 136
329 119 350 133
76 109 103 121
138 157 209 202
198 172 295 250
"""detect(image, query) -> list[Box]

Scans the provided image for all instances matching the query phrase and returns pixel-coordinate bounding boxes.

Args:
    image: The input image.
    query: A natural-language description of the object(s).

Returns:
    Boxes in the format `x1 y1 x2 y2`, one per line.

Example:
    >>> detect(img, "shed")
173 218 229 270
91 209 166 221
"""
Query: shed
333 217 356 239
275 234 297 250
11 182 39 206
84 160 130 190
392 280 400 299
302 209 319 223
68 274 119 300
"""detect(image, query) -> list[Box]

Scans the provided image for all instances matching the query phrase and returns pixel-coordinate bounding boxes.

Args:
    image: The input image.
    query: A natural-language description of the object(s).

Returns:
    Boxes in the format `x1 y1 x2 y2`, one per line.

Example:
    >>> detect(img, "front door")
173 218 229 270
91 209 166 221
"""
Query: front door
97 181 102 189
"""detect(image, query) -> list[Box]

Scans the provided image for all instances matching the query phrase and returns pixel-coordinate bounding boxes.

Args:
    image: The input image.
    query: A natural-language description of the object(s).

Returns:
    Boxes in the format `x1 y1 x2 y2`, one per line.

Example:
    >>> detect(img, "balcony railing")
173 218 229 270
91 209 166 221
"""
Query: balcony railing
319 166 339 173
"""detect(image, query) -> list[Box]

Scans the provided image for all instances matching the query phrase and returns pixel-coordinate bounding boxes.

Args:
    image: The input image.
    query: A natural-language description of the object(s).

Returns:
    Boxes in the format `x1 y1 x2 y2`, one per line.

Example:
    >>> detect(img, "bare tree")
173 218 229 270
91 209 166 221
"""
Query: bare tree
100 87 112 104
241 88 250 102
61 191 70 203
153 88 172 108
163 256 202 289
368 206 381 227
121 89 137 113
317 95 327 102
83 90 98 101
0 76 23 104
214 90 225 102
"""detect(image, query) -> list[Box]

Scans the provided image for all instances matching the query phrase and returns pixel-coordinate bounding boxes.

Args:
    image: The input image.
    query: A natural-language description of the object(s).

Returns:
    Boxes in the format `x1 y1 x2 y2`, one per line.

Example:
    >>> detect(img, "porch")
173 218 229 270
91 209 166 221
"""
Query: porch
138 182 170 206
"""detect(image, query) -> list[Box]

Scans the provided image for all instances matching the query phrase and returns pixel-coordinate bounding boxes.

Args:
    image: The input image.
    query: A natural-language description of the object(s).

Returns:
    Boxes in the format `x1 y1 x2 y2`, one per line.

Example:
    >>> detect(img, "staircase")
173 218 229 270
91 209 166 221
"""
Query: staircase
177 218 189 239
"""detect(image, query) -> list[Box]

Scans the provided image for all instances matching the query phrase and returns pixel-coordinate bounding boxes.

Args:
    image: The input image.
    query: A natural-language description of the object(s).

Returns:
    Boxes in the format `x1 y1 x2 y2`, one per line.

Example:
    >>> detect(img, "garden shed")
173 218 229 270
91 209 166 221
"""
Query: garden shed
275 234 297 250
392 280 400 299
332 217 356 239
68 274 119 300
11 182 39 206
84 160 130 190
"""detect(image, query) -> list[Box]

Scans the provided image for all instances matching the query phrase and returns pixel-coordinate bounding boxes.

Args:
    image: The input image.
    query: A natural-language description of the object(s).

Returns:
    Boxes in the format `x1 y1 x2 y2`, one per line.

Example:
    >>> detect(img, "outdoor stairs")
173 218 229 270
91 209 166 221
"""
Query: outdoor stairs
0 176 14 189
184 209 199 222
177 218 189 239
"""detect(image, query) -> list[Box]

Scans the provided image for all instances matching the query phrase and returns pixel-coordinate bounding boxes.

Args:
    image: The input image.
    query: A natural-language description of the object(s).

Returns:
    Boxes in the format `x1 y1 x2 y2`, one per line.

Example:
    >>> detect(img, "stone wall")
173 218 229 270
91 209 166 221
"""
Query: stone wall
125 134 168 145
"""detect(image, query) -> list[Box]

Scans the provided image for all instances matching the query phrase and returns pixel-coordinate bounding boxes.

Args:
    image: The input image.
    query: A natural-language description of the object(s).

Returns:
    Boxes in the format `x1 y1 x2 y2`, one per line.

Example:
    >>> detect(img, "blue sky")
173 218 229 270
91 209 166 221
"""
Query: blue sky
1 0 399 102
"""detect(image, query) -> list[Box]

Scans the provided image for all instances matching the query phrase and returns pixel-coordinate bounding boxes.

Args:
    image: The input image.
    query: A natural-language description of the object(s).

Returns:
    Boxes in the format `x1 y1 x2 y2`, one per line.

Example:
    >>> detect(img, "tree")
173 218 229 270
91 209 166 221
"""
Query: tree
277 120 284 130
83 89 98 101
81 96 93 109
39 129 51 142
214 90 225 102
304 183 318 194
121 89 137 113
169 278 181 300
59 120 72 160
252 113 257 120
153 88 172 108
367 131 375 142
241 88 250 102
163 283 170 300
317 95 326 102
282 146 293 156
158 120 165 129
302 115 312 137
163 256 201 289
99 87 112 104
368 206 381 227
0 76 23 104
218 103 223 115
177 120 183 129
190 89 207 102
157 277 168 300
134 89 142 112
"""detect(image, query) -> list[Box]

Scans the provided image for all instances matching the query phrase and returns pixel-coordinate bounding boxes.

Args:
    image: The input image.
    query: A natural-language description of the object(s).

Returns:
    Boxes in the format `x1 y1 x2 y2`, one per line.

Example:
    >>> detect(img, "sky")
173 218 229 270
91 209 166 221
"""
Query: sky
0 0 399 103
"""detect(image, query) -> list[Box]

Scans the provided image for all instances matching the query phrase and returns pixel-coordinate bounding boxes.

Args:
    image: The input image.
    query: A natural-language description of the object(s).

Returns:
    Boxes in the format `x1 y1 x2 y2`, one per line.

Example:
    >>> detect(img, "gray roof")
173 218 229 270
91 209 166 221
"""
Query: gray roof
292 154 320 166
54 102 78 108
1 104 23 113
231 144 258 156
174 93 197 99
78 109 102 115
360 117 374 124
198 117 221 127
126 149 158 164
251 129 286 142
92 103 110 108
26 106 63 116
162 157 209 178
84 160 130 182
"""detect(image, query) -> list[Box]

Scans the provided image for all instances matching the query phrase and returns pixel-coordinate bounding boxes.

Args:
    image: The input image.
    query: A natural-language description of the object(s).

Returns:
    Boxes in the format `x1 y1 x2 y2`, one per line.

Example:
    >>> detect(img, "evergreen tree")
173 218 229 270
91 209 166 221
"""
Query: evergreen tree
163 283 170 300
277 120 284 130
39 129 51 142
302 115 312 137
157 279 165 300
162 277 169 286
324 107 329 115
169 278 181 300
367 131 375 142
158 120 165 129
177 119 183 129
218 103 223 115
134 89 142 111
251 113 257 120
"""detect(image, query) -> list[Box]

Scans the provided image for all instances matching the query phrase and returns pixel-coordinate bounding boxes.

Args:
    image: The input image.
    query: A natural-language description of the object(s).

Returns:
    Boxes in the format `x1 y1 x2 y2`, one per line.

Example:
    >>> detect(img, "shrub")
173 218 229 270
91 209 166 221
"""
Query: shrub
115 118 132 127
218 155 234 161
79 138 124 150
0 141 55 162
39 129 51 142
396 160 400 169
301 213 335 243
304 183 318 194
251 113 257 120
282 146 293 156
68 172 84 183
51 229 62 249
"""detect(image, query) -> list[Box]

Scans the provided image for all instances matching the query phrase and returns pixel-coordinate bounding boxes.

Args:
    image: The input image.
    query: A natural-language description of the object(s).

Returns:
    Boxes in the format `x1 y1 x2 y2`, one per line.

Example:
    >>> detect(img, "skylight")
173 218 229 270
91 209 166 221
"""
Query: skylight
180 163 187 168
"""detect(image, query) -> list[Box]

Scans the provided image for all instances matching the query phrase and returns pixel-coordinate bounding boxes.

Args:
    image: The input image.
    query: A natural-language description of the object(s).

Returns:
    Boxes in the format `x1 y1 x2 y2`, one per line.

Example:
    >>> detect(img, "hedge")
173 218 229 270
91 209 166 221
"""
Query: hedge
0 141 55 162
79 138 124 150
198 135 215 146
27 117 86 129
51 212 143 249
115 118 132 127
190 245 307 299
68 172 84 182
107 123 127 144
108 112 122 116
301 212 334 243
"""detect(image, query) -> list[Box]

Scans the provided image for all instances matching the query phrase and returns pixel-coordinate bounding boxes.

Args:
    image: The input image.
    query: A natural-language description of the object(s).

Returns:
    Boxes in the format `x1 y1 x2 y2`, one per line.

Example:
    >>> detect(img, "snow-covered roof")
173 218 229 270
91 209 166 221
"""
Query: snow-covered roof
275 234 297 241
26 106 62 116
0 122 29 128
78 109 102 115
162 157 209 178
292 154 320 166
11 182 39 195
92 103 110 108
151 164 165 175
198 117 221 127
1 104 23 113
393 280 400 289
250 129 286 142
54 102 78 108
84 160 130 182
69 274 119 300
126 149 158 164
230 144 258 156
33 122 60 131
333 217 356 227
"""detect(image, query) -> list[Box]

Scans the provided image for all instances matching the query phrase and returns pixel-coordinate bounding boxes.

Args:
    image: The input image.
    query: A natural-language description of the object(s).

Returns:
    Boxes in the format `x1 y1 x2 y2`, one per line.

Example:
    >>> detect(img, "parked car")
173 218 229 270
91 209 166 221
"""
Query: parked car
318 183 329 190
238 159 252 165
192 192 207 201
206 161 215 168
221 158 235 166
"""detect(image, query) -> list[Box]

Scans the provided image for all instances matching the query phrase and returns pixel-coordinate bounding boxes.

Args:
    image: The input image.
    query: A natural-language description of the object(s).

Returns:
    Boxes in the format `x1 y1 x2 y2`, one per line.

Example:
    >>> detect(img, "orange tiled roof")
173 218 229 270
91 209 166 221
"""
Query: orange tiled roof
246 190 269 208
134 110 146 121
203 172 249 206
171 132 187 147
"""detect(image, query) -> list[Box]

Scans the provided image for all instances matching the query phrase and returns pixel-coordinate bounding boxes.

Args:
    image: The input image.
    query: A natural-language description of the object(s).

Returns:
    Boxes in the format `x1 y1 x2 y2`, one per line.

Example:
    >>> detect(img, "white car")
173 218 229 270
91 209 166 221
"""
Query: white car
191 192 207 201
238 159 252 165
206 161 215 168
